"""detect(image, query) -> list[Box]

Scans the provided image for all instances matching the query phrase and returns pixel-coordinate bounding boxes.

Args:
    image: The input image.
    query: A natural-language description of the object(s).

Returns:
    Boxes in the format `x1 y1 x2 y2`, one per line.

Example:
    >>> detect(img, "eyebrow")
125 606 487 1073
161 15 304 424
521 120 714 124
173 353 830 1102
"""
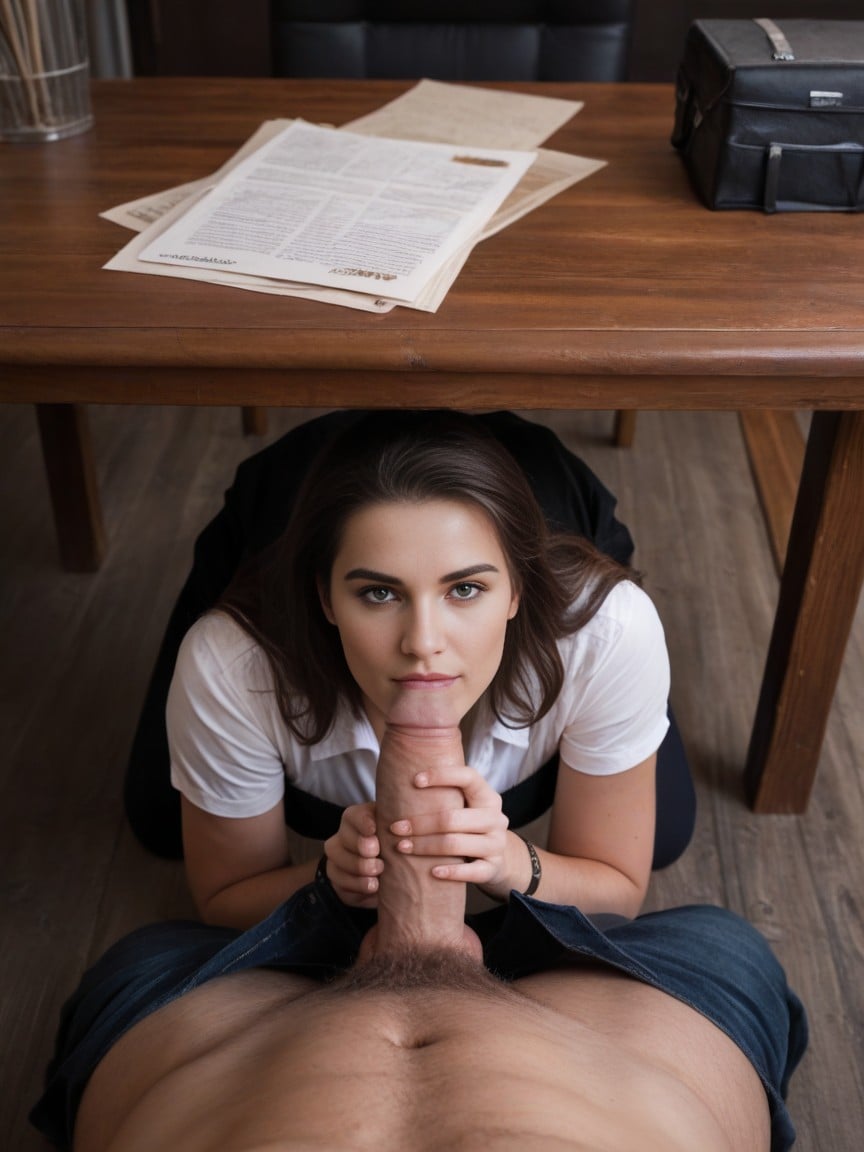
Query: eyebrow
343 564 500 585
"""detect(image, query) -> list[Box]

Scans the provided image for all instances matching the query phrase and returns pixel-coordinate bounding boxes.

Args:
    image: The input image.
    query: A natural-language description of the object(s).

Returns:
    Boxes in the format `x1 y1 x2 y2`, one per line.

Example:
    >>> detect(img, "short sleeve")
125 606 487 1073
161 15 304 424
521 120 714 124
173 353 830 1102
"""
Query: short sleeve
167 612 287 818
558 581 671 775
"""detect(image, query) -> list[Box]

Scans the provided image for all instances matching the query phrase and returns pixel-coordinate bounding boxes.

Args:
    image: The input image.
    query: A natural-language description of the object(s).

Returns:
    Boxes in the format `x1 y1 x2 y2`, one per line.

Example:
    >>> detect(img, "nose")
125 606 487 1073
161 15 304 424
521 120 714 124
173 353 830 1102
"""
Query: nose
400 602 445 659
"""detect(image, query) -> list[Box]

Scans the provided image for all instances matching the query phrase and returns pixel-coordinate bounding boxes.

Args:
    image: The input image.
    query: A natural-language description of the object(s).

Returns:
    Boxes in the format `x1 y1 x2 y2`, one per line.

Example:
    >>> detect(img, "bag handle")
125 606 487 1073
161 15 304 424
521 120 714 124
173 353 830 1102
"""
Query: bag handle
754 17 795 62
764 142 864 213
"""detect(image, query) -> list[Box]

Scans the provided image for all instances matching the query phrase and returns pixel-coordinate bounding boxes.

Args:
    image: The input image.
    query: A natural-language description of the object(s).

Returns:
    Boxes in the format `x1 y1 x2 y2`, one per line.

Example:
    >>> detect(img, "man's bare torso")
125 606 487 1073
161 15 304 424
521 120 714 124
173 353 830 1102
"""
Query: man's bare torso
74 955 770 1152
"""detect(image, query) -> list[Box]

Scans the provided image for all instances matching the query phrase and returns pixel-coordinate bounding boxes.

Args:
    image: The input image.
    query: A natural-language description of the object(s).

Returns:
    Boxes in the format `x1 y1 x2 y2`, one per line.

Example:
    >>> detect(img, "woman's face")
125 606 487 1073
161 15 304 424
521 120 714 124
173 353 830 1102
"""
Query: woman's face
321 499 520 736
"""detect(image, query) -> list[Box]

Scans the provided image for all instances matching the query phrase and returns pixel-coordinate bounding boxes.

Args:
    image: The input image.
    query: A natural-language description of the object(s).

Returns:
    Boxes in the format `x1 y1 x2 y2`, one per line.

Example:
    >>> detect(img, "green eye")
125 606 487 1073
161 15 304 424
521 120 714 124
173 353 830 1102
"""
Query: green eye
451 582 481 600
361 586 395 603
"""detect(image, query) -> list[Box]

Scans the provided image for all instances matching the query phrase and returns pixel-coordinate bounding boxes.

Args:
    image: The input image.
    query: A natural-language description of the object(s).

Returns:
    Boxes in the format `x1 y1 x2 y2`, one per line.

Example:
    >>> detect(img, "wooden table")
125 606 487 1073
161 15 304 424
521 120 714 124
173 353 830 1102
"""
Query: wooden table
2 78 863 815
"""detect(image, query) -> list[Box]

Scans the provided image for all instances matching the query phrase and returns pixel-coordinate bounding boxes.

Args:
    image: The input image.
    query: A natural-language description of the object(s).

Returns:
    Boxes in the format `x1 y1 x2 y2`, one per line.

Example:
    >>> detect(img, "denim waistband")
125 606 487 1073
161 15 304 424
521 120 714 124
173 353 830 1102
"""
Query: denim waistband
30 877 807 1151
486 895 808 1152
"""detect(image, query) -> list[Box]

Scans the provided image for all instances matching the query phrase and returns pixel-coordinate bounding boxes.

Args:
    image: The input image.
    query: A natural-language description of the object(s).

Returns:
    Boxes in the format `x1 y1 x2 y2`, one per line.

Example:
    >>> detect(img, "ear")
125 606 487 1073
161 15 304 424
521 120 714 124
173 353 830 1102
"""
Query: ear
507 589 520 620
318 578 336 625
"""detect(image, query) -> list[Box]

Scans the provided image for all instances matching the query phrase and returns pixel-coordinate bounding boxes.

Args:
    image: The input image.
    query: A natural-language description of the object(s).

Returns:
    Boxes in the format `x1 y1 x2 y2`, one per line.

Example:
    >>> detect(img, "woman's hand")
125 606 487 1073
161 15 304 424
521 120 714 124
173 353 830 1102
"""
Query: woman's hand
388 765 516 901
323 802 383 907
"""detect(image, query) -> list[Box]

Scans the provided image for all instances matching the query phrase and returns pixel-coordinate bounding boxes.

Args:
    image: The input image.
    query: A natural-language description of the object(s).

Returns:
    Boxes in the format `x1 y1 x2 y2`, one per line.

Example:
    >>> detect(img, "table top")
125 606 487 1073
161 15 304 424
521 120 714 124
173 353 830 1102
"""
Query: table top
2 78 863 411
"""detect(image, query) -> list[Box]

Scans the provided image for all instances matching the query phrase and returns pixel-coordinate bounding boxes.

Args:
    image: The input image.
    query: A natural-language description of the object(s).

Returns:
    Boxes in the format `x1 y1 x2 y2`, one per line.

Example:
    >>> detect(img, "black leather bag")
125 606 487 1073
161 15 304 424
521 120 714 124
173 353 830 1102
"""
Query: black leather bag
672 18 864 212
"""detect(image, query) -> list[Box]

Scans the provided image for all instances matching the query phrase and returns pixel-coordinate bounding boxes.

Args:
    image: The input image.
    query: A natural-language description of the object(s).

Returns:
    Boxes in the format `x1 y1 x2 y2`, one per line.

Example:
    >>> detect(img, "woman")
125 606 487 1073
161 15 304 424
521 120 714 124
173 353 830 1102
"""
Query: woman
167 410 685 929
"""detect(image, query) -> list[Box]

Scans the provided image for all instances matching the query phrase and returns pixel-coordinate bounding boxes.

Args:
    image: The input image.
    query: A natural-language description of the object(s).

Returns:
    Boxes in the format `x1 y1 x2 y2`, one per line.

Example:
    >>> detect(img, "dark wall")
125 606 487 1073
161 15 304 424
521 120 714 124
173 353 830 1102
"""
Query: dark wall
125 1 272 76
126 1 864 80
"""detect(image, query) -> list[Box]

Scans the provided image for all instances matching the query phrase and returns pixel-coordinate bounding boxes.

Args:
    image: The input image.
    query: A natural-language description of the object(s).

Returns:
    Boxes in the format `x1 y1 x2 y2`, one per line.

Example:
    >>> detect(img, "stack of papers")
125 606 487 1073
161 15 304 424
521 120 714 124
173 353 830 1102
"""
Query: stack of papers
103 80 606 314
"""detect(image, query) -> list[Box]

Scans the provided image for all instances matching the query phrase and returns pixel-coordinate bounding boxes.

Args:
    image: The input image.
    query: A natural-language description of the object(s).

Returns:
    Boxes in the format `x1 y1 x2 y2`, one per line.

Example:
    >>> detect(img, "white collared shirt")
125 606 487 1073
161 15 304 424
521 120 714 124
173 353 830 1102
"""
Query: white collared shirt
168 579 670 819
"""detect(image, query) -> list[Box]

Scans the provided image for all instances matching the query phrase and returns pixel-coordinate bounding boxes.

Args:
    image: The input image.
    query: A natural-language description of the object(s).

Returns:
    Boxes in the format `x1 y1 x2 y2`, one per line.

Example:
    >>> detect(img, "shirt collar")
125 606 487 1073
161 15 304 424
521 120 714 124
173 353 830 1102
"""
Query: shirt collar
488 712 531 748
310 705 380 761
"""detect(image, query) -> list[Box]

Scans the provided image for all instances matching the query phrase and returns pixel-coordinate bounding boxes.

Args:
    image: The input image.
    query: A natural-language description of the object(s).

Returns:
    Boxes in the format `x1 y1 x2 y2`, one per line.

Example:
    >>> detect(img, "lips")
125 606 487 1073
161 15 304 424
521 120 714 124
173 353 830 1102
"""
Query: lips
395 674 458 689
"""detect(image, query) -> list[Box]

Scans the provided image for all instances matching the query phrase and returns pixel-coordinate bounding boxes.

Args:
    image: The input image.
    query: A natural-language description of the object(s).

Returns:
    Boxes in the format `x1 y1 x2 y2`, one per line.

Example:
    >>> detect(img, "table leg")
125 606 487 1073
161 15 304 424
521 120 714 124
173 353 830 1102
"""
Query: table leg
738 410 805 576
241 406 268 436
35 403 105 572
613 410 637 447
745 410 864 812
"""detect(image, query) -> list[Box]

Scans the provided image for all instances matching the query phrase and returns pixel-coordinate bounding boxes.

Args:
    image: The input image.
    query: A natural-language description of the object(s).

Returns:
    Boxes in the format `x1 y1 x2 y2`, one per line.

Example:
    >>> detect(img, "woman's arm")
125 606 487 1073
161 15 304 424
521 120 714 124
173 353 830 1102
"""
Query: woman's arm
181 797 313 929
170 615 380 927
181 796 383 929
535 753 656 917
527 579 665 915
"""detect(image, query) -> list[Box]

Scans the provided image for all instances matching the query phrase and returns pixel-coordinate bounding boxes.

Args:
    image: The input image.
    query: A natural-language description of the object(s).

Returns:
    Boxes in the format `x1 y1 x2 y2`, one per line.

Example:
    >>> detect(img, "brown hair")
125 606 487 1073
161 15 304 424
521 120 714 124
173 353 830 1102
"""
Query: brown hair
220 411 632 743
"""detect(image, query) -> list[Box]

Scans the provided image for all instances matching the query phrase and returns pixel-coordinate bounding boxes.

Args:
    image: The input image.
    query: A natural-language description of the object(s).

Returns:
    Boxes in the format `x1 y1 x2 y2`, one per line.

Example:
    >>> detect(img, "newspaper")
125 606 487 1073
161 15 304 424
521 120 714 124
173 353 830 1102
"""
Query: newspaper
102 81 605 312
344 78 582 148
136 120 536 305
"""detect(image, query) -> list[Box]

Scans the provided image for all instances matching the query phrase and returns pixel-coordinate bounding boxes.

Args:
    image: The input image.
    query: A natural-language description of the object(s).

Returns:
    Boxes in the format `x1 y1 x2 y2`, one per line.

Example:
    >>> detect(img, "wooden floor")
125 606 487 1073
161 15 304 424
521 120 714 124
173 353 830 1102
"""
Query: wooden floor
1 403 862 1150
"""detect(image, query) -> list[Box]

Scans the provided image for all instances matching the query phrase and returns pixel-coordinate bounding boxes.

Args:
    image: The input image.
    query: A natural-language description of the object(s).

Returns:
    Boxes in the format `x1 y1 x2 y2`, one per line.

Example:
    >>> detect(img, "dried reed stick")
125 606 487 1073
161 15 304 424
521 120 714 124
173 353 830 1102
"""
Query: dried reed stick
0 0 83 129
0 0 41 125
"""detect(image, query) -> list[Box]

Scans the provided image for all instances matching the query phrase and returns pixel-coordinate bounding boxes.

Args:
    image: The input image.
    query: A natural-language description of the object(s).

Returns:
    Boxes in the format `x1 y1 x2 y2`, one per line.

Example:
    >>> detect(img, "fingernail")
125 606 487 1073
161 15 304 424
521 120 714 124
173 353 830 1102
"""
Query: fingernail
414 772 428 787
397 840 413 853
391 820 411 834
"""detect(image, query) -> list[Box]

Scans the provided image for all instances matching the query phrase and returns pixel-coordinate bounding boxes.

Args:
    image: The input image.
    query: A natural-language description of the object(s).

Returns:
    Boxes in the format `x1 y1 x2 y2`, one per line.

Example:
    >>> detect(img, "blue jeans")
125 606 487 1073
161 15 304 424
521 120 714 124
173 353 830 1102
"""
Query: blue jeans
30 875 807 1151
